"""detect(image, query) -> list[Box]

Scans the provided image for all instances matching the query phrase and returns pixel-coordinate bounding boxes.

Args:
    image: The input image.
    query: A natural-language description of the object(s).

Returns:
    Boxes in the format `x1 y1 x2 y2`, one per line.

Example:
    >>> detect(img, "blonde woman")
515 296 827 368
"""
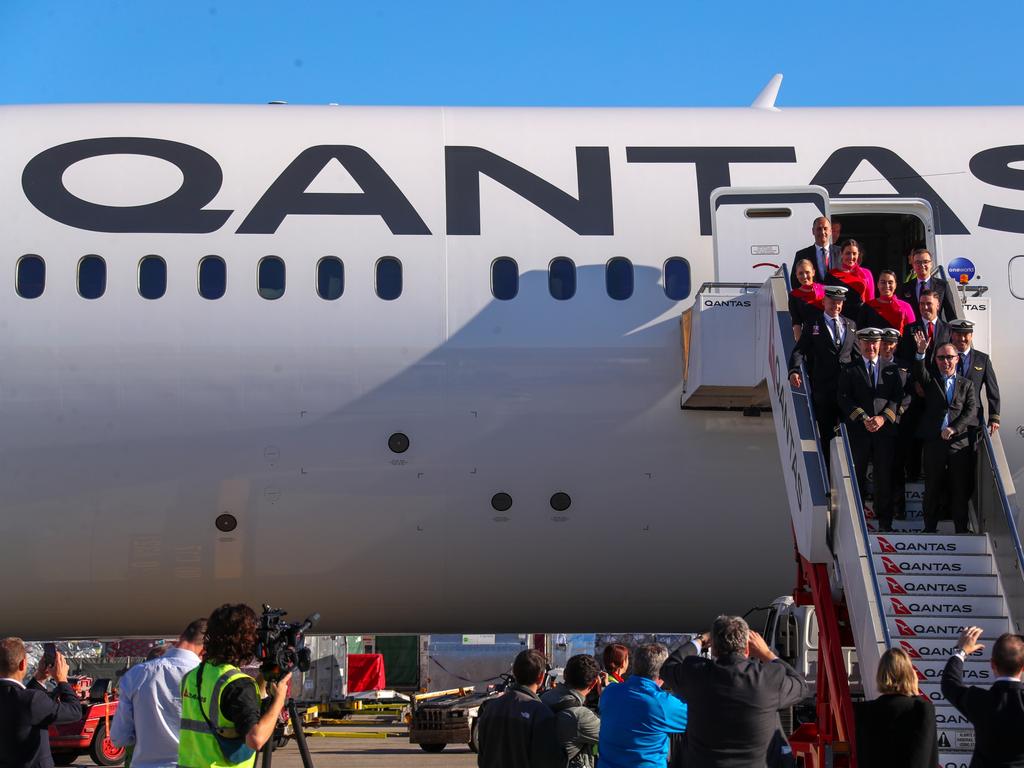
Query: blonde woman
854 648 938 768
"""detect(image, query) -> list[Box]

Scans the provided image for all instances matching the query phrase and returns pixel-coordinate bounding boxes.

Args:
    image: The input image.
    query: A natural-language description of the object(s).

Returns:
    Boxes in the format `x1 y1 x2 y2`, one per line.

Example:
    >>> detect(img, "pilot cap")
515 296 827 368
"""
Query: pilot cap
823 285 849 300
881 328 901 341
948 318 975 333
856 327 884 340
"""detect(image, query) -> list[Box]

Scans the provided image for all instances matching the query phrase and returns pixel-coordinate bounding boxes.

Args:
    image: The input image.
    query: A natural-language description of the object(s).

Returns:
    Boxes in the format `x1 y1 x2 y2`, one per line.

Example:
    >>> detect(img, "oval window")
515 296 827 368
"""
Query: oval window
258 256 286 300
549 257 576 300
199 256 226 300
491 257 519 301
606 257 634 300
664 257 691 300
138 255 167 300
78 255 106 299
317 257 344 300
376 257 402 300
16 255 45 299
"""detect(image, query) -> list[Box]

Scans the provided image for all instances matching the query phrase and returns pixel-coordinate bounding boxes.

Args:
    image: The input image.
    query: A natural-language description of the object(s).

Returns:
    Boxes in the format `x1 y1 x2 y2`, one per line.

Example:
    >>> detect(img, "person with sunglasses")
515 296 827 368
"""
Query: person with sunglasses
911 332 979 533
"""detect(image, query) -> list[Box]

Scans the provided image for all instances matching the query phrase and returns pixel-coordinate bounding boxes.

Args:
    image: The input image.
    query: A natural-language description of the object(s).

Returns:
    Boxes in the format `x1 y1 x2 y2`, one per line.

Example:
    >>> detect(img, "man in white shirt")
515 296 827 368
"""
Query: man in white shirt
110 619 206 768
790 216 838 286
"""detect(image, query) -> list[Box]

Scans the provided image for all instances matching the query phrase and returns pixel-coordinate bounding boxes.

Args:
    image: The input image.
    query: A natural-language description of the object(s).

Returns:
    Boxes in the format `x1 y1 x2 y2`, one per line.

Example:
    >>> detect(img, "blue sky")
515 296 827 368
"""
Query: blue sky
1 0 1020 107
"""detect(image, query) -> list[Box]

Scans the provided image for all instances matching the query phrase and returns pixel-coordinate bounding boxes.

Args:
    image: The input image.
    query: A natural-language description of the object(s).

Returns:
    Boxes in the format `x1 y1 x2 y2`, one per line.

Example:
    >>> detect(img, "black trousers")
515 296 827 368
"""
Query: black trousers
813 392 842 474
922 440 973 533
848 424 897 530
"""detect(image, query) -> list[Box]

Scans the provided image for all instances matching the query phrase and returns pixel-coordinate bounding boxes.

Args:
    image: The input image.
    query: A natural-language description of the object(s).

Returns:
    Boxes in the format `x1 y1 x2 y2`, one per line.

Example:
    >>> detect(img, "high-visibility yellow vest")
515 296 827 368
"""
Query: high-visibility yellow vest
178 661 259 768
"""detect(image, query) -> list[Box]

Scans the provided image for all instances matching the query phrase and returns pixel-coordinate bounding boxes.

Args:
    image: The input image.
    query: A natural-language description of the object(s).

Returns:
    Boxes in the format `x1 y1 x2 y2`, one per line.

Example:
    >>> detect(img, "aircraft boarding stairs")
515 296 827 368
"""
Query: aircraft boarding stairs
680 270 1024 768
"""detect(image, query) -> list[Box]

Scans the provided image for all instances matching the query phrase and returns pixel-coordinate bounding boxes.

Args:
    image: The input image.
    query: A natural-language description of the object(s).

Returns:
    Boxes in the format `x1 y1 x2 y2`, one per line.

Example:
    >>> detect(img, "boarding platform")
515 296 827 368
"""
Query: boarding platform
680 264 1023 768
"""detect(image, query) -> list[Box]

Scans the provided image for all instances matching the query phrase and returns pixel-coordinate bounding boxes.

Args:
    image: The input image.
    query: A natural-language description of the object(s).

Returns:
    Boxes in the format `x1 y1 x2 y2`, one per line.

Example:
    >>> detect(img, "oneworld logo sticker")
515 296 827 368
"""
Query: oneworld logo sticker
947 257 976 283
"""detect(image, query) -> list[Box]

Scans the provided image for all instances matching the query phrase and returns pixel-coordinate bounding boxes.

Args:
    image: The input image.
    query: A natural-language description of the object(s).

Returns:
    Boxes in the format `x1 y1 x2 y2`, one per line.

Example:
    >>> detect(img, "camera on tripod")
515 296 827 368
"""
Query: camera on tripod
255 604 320 682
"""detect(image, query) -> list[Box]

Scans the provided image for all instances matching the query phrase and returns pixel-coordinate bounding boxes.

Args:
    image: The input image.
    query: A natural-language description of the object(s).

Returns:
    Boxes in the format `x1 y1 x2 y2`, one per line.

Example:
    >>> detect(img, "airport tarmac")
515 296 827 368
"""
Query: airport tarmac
63 726 476 768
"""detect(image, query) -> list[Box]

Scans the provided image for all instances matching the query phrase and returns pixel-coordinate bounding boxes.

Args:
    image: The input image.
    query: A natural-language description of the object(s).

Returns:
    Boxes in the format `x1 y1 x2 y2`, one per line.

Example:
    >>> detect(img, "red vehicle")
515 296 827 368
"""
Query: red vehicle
49 677 126 766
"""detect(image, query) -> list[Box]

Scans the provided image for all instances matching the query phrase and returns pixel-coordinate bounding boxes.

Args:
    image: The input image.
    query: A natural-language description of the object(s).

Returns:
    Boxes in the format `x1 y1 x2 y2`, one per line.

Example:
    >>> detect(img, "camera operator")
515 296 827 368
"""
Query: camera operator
178 604 292 768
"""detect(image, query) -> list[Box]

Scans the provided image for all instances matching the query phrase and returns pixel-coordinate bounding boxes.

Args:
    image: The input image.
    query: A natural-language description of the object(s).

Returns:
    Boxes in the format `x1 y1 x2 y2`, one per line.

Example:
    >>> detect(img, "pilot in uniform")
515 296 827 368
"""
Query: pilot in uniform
838 328 906 531
789 285 859 470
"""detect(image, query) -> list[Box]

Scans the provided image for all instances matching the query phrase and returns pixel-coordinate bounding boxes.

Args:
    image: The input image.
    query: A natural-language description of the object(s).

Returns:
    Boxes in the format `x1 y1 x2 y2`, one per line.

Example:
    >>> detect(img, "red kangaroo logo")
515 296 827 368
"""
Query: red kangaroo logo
886 577 907 595
891 598 912 615
878 536 896 553
899 641 921 658
894 619 916 636
881 556 902 574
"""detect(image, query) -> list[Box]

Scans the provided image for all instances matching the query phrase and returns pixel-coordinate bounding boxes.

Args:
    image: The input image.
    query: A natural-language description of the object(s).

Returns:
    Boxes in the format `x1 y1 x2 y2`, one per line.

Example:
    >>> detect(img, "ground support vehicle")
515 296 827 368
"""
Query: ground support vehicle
49 677 125 766
407 687 500 753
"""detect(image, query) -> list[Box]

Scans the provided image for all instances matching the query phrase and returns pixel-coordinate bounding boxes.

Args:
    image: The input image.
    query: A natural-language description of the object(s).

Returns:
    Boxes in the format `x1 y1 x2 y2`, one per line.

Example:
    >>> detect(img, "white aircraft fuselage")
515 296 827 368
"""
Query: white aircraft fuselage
3 104 1022 638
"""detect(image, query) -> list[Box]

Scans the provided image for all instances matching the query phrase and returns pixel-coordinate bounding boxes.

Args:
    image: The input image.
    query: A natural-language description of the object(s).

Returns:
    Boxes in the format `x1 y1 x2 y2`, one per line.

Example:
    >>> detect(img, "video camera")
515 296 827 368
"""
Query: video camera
255 604 320 682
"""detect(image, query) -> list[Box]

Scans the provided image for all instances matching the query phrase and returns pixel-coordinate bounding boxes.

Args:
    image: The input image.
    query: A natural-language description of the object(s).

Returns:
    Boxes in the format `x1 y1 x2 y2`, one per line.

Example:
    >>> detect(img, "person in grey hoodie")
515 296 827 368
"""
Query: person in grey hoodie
541 655 602 768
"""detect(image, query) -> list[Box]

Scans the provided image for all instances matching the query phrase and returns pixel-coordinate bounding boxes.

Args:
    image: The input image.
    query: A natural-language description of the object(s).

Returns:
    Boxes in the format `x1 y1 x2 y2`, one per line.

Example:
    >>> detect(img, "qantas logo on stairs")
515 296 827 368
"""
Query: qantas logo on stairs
898 640 922 658
895 619 916 636
880 556 962 573
886 577 908 594
877 536 957 553
890 597 973 615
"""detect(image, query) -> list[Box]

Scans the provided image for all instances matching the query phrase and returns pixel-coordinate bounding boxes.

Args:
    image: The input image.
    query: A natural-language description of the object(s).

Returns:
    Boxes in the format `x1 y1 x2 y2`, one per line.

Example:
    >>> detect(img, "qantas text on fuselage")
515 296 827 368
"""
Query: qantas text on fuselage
19 138 1024 236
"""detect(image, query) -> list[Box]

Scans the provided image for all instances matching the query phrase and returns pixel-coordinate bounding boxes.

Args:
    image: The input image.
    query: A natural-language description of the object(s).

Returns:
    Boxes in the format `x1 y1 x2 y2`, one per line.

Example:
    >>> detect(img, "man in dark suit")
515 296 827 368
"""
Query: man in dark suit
911 332 979 533
0 638 83 768
898 290 950 363
942 627 1024 767
897 248 957 321
661 615 808 768
789 285 858 470
839 328 906 531
880 328 914 519
790 216 838 286
949 319 1001 438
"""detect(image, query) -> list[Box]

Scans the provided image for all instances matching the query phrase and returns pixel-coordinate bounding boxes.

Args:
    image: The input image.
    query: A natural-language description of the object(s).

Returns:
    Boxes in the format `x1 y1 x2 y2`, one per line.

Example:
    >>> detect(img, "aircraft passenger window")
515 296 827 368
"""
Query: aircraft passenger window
16 255 45 299
664 257 691 300
78 255 106 299
376 257 402 300
1010 255 1024 300
258 256 286 300
138 256 167 300
491 257 518 300
199 256 226 300
606 257 634 300
317 257 344 300
549 257 576 300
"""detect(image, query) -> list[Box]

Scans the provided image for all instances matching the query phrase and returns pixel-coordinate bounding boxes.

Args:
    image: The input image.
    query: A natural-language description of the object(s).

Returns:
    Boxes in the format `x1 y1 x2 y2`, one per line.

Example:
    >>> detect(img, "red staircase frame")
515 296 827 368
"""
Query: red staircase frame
787 555 858 768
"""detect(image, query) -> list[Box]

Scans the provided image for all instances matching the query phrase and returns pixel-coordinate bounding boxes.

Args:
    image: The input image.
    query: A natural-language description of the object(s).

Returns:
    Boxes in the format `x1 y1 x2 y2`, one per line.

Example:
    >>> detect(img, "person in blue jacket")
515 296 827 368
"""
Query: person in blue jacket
598 643 687 768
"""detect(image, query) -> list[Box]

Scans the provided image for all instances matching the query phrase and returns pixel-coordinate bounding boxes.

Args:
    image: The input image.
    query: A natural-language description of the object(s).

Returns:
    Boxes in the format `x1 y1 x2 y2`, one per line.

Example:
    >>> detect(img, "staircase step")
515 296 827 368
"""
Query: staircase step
873 553 995 576
894 637 992 662
870 534 990 556
887 615 1010 638
921 681 989 705
882 595 1005 617
938 753 971 768
937 726 977 754
912 659 993 684
934 705 973 727
880 573 1001 597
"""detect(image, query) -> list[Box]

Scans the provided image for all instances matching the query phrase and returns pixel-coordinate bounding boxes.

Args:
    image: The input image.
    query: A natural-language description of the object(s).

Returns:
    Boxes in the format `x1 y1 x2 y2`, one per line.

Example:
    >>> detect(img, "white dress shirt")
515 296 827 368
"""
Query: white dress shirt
109 647 201 768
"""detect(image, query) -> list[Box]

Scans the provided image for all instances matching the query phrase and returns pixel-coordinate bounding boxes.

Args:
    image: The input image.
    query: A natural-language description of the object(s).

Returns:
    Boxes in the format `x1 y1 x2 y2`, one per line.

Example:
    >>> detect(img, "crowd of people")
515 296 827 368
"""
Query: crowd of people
476 622 1024 768
0 603 291 768
787 216 1000 532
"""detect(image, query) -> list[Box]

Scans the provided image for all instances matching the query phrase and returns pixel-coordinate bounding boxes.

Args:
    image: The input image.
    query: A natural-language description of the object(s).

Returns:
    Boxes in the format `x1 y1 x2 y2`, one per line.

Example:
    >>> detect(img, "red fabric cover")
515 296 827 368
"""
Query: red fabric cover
790 283 825 311
347 653 386 692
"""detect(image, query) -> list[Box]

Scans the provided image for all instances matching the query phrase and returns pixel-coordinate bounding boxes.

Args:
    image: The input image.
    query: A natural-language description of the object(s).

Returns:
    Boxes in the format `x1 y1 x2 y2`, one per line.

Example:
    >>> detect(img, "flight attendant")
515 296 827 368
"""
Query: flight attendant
825 239 874 321
860 270 916 334
788 258 825 339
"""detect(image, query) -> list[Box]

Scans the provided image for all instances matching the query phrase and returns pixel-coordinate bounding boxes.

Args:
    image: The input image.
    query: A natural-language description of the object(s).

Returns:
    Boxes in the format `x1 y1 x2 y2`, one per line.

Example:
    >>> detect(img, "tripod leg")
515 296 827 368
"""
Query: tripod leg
287 699 315 768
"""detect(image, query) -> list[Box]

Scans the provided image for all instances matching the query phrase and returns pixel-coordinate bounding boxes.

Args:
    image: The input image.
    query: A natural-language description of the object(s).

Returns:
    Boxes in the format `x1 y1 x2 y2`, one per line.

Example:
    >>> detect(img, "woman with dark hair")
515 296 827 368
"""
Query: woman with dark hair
854 648 938 768
860 270 916 333
602 643 629 685
826 239 875 320
789 258 825 340
178 604 292 768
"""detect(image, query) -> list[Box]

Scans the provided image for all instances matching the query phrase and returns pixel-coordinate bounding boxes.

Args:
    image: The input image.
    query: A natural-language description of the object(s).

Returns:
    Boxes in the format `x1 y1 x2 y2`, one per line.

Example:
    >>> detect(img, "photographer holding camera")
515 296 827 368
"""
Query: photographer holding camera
178 604 292 768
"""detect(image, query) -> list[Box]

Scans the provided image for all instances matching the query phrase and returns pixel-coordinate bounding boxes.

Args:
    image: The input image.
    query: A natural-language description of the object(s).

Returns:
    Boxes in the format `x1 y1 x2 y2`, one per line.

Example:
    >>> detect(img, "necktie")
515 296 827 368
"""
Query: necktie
918 279 927 302
958 354 966 376
831 317 841 345
942 376 954 431
868 361 876 389
927 322 934 343
822 246 829 272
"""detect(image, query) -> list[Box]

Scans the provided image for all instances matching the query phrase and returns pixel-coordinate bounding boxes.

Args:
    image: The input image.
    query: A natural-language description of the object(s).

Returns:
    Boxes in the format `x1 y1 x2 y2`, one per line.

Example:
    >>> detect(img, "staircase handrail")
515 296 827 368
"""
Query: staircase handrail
979 429 1024 630
838 423 892 650
798 362 831 496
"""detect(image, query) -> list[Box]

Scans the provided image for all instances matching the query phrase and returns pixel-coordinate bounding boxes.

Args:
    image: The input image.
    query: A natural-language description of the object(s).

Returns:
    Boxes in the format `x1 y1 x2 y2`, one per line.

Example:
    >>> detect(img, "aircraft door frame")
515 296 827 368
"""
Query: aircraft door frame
828 197 937 260
709 186 831 284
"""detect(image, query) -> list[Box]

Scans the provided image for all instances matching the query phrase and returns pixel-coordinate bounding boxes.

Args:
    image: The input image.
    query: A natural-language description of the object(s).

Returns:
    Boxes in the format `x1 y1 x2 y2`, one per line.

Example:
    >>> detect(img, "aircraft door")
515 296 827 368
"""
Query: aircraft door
710 186 831 284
